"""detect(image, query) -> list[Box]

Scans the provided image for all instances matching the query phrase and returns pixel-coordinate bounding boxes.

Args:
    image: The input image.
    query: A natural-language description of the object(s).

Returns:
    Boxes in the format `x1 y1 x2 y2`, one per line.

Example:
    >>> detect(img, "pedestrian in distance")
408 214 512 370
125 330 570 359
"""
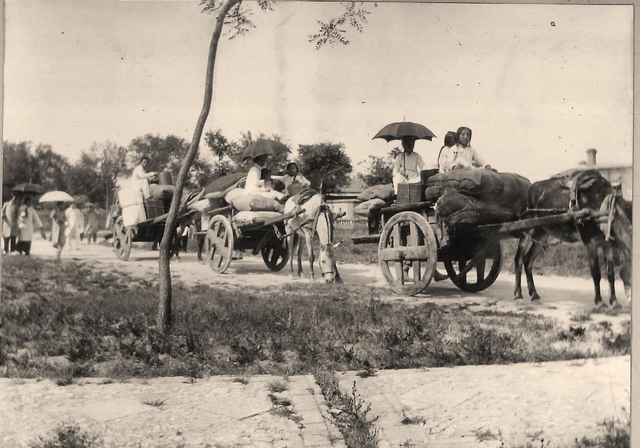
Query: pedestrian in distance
2 192 22 255
52 201 67 259
16 196 46 256
83 204 99 244
65 202 83 251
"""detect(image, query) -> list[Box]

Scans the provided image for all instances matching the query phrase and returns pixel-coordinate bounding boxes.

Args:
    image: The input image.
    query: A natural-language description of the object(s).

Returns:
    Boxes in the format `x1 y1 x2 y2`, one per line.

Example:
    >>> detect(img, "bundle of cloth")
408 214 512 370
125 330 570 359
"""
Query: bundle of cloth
202 172 284 213
353 184 395 217
426 168 531 232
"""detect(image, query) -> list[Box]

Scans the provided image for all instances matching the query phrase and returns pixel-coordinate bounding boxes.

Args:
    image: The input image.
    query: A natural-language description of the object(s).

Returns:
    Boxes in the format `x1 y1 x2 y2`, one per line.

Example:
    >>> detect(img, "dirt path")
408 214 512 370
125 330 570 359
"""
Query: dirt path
28 238 630 333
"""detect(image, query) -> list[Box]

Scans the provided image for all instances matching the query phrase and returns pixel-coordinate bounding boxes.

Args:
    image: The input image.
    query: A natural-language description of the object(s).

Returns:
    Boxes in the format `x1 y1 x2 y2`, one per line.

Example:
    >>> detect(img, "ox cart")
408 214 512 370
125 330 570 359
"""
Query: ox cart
199 203 306 274
352 184 605 296
109 186 200 261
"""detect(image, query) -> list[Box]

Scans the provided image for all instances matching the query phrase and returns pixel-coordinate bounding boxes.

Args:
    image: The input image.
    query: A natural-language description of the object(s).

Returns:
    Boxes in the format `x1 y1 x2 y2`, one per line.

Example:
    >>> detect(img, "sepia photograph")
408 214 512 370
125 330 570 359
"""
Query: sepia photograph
1 1 634 447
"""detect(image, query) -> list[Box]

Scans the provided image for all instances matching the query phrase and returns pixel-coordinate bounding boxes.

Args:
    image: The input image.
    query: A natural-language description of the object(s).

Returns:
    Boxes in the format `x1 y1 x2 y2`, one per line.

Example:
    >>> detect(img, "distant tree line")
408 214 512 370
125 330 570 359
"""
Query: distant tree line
2 131 357 205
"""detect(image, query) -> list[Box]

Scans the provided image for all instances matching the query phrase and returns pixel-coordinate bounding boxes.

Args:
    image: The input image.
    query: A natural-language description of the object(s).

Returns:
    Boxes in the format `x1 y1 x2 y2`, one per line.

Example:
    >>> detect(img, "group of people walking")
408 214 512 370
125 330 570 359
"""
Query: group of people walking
2 193 100 259
392 126 491 192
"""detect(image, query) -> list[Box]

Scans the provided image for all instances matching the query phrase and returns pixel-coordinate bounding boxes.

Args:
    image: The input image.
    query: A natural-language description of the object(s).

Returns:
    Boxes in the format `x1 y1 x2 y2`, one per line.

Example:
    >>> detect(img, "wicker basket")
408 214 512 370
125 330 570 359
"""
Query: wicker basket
144 198 165 219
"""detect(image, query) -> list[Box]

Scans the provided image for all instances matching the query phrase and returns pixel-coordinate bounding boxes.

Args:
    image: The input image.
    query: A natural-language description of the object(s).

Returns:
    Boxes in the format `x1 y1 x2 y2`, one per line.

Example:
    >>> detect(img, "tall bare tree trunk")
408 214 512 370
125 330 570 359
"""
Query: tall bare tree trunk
157 0 240 331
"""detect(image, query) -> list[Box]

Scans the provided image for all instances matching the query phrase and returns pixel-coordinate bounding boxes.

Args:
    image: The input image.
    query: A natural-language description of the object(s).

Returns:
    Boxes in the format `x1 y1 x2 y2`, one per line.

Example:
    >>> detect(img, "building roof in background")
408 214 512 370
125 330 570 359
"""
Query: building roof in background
553 163 632 178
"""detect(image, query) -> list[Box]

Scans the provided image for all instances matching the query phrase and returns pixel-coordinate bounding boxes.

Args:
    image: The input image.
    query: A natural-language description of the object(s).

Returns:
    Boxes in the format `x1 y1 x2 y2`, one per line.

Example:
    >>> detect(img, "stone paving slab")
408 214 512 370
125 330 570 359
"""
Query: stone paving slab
0 375 344 448
338 356 630 448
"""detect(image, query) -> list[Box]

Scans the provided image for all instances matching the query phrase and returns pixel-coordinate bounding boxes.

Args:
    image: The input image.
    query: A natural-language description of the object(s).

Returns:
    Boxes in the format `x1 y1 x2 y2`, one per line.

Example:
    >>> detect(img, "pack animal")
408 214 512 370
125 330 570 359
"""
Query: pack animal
283 190 341 283
514 170 632 306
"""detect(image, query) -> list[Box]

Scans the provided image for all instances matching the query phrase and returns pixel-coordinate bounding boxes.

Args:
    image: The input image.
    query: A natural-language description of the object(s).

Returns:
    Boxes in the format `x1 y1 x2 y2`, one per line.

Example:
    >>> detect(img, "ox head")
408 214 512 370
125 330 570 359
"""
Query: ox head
318 241 341 283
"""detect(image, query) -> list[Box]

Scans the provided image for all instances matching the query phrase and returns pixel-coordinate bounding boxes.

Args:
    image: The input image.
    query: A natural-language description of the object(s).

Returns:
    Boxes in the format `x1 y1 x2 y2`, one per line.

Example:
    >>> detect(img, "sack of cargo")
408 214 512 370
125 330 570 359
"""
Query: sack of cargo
229 193 283 213
224 188 246 204
426 168 504 198
424 185 443 201
204 172 248 195
118 188 144 208
435 191 521 232
354 198 386 217
357 184 395 202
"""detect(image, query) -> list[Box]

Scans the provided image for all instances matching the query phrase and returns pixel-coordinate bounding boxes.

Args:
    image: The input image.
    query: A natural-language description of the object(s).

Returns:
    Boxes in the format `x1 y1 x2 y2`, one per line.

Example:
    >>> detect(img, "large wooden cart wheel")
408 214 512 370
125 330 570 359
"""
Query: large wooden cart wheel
378 211 438 296
434 264 449 282
205 215 235 273
444 239 502 292
112 216 133 261
261 237 290 271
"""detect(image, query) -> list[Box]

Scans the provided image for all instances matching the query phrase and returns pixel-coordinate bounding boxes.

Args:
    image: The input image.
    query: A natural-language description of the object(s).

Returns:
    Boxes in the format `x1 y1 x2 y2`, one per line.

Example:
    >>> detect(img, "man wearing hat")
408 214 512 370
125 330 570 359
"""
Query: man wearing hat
392 136 426 192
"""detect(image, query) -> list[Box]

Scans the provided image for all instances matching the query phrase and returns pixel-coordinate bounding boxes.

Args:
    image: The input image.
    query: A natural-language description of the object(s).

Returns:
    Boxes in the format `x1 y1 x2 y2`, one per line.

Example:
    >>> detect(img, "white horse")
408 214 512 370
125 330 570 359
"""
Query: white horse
284 190 341 283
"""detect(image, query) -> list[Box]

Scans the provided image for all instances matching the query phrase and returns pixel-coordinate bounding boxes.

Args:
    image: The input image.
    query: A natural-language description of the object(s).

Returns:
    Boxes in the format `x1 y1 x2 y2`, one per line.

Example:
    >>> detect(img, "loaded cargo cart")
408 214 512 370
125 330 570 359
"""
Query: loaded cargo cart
108 184 201 261
197 192 305 274
352 168 609 296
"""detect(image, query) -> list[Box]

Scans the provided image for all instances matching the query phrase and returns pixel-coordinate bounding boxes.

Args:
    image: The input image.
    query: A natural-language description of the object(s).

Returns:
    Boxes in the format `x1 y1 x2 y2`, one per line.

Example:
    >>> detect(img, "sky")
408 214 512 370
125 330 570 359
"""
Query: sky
2 1 634 182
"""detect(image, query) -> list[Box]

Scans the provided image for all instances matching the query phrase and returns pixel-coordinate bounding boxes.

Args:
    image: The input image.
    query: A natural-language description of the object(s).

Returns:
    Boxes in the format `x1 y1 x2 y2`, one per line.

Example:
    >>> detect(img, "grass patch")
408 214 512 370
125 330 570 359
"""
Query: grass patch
30 424 101 448
232 376 249 385
1 257 628 380
315 371 378 448
400 410 425 426
141 398 166 408
267 379 288 394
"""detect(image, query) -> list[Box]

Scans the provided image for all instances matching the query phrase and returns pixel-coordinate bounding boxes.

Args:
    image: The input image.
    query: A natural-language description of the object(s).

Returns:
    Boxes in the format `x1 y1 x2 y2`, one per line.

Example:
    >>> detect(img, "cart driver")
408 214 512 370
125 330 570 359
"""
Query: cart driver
132 156 156 199
392 136 425 192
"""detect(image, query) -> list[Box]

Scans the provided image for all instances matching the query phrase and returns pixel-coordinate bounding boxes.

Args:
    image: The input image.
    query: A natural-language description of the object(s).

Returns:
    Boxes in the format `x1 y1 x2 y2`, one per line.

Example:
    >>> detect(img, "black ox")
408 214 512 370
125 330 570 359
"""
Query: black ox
514 169 632 307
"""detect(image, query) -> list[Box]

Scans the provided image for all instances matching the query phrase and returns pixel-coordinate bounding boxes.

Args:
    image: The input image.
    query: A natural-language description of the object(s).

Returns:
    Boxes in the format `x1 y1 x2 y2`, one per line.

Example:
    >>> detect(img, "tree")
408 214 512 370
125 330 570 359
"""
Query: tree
359 147 402 187
156 0 371 331
297 142 352 193
204 129 245 178
129 134 213 189
31 144 71 193
2 141 37 200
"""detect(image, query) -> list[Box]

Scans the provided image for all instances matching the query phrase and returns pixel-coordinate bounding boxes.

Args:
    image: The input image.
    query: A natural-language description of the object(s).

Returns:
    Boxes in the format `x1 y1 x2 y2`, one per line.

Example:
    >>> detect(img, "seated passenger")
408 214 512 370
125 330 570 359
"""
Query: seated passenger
439 126 491 172
245 154 285 201
280 163 311 188
437 131 458 172
392 136 425 192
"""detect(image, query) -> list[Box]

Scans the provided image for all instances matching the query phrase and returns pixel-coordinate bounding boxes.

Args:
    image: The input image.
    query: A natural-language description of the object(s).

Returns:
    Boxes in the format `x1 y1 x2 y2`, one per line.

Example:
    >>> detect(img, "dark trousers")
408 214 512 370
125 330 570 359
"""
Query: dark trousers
3 236 17 253
16 240 32 255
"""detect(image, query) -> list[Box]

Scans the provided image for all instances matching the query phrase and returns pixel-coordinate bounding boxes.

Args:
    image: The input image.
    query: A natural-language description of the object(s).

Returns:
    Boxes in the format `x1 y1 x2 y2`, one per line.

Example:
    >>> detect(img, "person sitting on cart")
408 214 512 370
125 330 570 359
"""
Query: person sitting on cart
132 156 156 199
437 131 458 172
281 163 311 189
392 136 425 192
439 126 492 172
245 154 286 201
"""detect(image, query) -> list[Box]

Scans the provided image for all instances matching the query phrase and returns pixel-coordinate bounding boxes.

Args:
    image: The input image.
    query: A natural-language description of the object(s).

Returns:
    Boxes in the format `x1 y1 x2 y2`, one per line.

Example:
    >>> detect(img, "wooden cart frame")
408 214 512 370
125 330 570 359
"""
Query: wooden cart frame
353 199 604 296
200 205 306 274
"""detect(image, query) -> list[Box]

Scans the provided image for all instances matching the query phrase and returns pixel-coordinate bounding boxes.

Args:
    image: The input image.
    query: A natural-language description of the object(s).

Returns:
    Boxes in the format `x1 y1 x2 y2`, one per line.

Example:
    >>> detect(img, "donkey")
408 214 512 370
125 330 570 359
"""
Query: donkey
514 169 631 306
283 189 341 283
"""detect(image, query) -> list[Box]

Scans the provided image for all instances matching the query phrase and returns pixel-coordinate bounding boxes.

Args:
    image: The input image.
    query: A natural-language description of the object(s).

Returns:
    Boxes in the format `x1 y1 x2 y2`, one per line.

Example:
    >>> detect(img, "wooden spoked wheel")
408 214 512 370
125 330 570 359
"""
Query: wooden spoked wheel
112 216 133 261
261 236 290 271
205 215 235 273
444 239 502 292
378 211 438 296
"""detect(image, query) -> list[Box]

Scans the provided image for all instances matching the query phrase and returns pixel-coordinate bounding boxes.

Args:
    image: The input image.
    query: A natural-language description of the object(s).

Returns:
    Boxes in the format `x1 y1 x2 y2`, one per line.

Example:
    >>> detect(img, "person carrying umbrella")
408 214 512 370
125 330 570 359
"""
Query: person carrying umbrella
52 201 67 259
245 154 286 202
392 136 426 192
16 196 46 256
439 126 491 172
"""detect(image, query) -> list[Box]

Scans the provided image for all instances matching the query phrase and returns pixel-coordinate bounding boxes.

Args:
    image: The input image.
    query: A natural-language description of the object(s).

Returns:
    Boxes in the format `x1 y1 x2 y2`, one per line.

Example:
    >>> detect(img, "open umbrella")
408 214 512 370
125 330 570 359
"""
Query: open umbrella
11 183 45 195
38 191 75 203
241 139 291 161
373 122 437 142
